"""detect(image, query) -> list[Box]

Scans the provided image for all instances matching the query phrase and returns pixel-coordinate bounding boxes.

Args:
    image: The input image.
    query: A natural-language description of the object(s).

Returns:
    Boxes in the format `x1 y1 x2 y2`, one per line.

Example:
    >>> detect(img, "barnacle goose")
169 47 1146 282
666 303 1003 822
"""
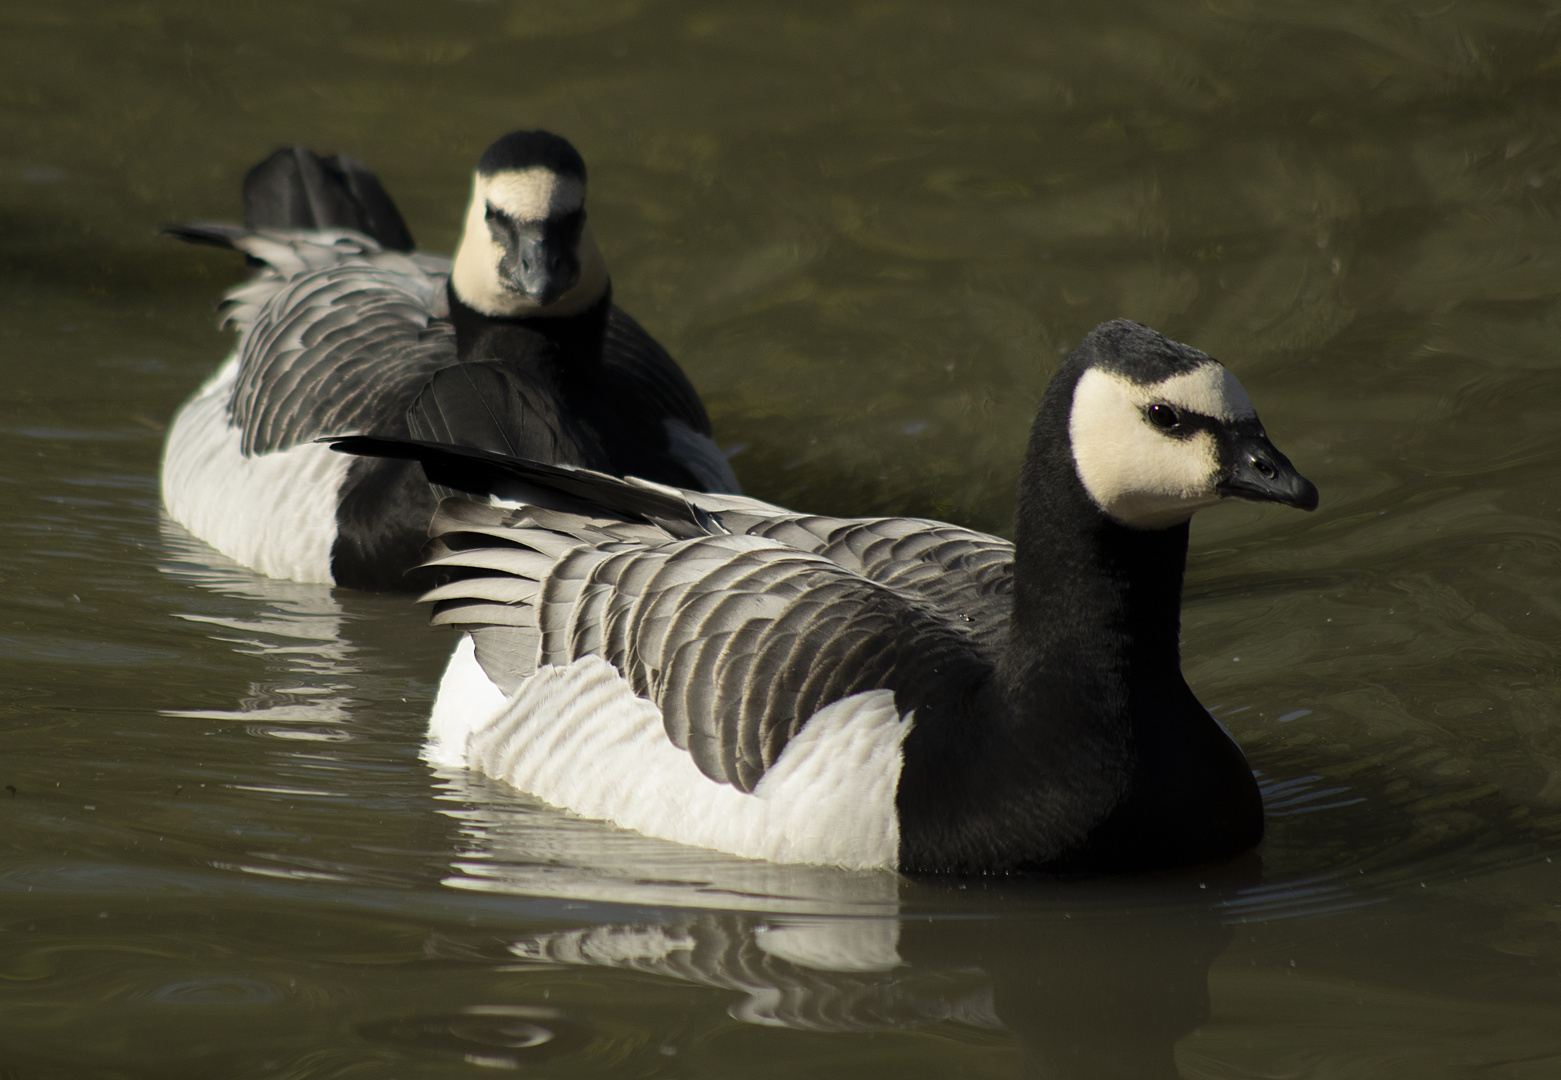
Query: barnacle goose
161 132 736 591
332 320 1319 873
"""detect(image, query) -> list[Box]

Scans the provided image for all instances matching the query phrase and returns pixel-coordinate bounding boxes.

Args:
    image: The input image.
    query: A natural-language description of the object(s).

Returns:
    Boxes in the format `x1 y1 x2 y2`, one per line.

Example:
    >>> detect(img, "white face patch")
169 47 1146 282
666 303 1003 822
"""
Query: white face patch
1068 364 1256 529
451 169 608 318
482 167 585 223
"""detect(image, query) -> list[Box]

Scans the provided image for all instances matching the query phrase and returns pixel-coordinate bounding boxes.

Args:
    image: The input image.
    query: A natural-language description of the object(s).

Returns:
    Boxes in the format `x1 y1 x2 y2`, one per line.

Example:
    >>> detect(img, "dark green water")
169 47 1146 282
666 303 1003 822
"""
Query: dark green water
4 0 1561 1075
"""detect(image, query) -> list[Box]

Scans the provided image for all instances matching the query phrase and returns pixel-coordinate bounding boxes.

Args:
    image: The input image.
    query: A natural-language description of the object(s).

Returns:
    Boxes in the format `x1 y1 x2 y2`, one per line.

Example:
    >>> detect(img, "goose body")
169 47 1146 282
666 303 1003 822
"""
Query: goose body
162 133 736 591
335 320 1319 873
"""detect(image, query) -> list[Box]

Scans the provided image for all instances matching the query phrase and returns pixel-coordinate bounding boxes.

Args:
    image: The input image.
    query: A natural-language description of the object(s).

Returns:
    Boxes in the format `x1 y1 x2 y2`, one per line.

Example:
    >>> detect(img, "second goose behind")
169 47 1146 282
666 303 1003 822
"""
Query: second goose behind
162 131 736 590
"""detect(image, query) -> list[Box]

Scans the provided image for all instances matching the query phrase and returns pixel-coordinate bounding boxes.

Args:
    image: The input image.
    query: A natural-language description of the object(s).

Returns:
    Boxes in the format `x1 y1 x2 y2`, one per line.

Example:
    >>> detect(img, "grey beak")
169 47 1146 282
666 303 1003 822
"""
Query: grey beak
509 217 583 307
1217 427 1319 511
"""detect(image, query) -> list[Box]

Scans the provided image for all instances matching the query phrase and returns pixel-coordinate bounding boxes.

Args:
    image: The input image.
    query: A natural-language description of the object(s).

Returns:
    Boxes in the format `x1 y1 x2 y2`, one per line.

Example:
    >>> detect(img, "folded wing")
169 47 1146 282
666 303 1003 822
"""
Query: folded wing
421 496 996 793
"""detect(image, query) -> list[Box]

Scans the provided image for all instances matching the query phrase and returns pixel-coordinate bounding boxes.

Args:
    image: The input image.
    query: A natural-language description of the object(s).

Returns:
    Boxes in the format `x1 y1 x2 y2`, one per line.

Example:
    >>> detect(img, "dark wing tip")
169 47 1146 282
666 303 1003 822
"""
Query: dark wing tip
161 222 249 249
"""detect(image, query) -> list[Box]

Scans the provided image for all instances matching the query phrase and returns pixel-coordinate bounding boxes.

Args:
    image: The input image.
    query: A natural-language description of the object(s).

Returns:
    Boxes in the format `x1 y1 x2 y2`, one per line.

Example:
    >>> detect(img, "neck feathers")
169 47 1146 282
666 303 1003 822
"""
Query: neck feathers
897 375 1206 873
447 282 614 375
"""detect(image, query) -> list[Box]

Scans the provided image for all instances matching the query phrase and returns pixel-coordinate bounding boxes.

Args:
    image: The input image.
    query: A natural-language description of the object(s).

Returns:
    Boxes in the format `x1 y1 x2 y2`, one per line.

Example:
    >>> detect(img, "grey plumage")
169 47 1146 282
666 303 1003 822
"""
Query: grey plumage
171 227 454 455
420 484 1003 793
173 226 718 463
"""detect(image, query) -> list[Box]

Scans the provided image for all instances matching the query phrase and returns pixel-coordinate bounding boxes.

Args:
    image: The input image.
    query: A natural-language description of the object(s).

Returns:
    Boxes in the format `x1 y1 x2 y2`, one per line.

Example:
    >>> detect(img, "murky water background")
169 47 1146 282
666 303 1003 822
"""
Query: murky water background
3 0 1561 1075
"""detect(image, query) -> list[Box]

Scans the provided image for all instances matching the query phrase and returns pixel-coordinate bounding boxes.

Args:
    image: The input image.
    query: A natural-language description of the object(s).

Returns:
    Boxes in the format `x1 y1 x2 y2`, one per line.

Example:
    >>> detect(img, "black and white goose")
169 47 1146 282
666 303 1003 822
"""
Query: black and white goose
162 131 736 591
333 320 1319 873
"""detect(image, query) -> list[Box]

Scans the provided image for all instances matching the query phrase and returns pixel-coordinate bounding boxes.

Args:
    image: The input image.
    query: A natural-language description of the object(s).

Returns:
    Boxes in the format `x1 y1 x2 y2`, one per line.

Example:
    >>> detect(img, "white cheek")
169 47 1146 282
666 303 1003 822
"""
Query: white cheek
1069 369 1224 529
451 178 511 313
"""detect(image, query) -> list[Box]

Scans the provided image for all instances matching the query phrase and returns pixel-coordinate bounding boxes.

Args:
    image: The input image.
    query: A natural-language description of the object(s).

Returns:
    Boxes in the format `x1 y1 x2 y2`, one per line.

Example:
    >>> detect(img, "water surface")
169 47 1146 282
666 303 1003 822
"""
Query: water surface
3 0 1561 1075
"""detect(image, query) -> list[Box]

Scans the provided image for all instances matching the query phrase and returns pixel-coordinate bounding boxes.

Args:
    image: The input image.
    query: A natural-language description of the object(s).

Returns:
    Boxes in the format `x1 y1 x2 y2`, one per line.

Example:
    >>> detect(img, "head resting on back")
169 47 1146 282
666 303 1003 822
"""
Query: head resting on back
451 130 610 318
1062 320 1318 529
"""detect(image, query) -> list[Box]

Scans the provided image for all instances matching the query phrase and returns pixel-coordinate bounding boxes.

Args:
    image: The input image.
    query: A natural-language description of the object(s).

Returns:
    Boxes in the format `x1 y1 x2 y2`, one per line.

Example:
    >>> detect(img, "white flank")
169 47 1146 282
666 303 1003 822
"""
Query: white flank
426 639 909 870
161 355 349 583
426 634 509 767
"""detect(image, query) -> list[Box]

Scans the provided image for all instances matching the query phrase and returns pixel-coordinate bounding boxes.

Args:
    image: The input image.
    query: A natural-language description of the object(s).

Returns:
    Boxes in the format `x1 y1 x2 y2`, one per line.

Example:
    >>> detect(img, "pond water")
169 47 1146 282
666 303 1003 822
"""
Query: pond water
3 0 1561 1075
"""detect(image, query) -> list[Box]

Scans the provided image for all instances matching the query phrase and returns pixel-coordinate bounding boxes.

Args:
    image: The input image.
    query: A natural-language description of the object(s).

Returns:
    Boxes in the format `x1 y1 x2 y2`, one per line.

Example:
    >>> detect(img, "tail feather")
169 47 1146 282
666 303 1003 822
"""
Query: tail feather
242 146 415 251
326 434 719 540
161 222 250 249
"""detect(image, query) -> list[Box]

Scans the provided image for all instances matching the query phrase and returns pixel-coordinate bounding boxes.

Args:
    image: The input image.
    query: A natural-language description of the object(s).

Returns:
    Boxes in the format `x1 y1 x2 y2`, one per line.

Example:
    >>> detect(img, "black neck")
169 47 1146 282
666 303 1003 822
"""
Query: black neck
898 365 1261 873
447 282 613 376
1003 452 1189 692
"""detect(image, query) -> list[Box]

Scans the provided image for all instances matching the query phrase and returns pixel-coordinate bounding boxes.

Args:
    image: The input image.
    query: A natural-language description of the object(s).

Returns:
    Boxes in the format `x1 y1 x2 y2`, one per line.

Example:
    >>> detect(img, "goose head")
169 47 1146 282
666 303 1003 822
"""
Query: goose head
451 130 610 318
1063 320 1318 530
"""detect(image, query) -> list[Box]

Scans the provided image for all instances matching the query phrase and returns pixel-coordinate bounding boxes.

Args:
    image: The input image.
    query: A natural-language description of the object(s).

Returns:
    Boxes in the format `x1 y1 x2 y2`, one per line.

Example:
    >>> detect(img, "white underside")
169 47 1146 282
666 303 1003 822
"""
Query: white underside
427 636 909 870
161 355 350 584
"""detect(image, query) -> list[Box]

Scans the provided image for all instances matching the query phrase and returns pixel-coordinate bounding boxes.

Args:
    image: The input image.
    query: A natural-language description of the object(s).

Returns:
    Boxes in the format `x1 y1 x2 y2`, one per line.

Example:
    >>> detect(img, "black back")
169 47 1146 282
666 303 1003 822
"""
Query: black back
444 288 711 491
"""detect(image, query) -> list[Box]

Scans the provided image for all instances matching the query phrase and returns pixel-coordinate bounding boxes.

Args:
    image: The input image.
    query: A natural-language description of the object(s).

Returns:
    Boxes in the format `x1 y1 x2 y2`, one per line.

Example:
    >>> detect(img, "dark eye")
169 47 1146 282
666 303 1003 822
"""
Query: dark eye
1147 403 1181 430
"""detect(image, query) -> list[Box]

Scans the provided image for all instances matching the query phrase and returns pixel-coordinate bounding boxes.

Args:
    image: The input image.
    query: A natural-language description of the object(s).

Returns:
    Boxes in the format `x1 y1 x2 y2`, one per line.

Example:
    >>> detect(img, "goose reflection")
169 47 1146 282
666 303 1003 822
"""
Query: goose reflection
431 766 1245 1079
157 517 358 737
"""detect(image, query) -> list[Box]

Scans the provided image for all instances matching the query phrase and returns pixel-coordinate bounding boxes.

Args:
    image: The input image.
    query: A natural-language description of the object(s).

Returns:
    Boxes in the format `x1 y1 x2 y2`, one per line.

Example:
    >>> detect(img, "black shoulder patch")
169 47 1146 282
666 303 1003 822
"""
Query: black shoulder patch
602 306 713 436
331 453 440 592
477 131 587 182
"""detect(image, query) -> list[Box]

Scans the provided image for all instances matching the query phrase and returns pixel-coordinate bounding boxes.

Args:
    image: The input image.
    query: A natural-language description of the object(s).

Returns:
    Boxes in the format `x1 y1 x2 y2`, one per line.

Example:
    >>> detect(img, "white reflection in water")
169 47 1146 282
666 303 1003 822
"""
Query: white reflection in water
156 516 357 735
505 914 1000 1034
431 765 900 917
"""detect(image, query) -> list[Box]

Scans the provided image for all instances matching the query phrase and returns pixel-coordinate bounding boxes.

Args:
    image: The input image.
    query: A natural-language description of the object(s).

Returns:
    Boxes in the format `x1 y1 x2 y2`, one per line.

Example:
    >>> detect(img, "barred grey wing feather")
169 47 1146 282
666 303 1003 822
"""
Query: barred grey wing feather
430 598 537 630
208 233 456 455
537 548 617 663
471 625 543 694
599 550 666 674
421 576 541 607
422 495 996 792
717 514 1014 651
423 546 561 578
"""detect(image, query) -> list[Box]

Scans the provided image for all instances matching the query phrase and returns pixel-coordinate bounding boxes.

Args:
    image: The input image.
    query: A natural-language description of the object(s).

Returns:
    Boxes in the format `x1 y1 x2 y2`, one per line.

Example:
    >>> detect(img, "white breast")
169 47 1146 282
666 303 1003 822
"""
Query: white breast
161 355 349 583
426 636 910 870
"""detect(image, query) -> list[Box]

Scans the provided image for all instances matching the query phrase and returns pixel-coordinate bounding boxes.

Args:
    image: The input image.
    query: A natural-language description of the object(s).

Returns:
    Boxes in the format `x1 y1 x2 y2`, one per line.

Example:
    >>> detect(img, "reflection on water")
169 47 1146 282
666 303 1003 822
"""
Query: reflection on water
157 519 356 737
427 780 1239 1079
434 767 901 917
357 1004 593 1071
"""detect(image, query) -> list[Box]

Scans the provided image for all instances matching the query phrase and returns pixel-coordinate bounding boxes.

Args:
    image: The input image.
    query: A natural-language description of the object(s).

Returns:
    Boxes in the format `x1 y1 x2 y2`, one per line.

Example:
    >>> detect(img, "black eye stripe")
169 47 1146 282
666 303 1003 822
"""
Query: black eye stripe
484 204 519 243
